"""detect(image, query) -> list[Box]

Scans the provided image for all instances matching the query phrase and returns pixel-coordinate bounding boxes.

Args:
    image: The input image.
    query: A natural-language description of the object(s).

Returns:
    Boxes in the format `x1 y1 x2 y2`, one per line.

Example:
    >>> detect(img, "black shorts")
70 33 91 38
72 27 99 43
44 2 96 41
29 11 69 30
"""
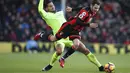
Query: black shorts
56 22 81 40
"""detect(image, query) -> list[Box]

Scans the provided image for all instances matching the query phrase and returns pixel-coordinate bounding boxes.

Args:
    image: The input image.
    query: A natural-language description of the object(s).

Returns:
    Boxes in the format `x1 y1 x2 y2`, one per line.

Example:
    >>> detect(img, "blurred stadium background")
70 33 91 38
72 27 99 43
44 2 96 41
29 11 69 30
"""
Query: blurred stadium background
0 0 130 73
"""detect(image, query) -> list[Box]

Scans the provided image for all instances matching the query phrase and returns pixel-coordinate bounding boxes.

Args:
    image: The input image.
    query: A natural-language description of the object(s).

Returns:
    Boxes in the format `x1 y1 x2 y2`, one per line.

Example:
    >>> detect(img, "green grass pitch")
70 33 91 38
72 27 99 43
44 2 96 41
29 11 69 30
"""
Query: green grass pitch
0 52 130 73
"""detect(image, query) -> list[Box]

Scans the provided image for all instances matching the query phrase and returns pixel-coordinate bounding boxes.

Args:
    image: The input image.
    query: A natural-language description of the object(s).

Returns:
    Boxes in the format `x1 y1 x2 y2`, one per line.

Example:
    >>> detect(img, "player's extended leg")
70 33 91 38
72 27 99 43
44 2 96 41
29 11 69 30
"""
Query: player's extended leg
42 42 65 71
59 39 75 68
76 41 104 71
34 31 57 42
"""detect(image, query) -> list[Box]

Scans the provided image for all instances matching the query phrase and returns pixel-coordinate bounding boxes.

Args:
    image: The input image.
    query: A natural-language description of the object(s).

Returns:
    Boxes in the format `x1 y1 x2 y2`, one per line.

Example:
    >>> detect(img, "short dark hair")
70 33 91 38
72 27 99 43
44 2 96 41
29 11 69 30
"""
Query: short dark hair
44 0 52 8
92 0 101 5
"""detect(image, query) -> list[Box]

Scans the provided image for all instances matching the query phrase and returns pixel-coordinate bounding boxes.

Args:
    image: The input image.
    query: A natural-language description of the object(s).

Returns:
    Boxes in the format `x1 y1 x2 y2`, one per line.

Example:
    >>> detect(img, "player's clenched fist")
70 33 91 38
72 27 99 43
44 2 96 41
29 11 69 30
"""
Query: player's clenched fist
90 23 98 28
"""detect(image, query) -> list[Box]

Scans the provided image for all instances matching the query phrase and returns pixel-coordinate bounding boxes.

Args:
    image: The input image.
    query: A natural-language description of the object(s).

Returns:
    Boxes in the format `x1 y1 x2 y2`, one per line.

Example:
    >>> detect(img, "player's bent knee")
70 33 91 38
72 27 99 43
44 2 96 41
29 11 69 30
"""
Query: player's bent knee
56 48 63 55
73 44 79 50
56 51 62 55
55 44 64 55
73 39 80 49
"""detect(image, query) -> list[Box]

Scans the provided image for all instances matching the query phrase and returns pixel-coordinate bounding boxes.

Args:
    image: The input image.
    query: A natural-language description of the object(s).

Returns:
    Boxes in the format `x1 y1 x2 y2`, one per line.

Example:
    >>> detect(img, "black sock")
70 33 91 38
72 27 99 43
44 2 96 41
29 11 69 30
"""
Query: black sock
62 47 75 59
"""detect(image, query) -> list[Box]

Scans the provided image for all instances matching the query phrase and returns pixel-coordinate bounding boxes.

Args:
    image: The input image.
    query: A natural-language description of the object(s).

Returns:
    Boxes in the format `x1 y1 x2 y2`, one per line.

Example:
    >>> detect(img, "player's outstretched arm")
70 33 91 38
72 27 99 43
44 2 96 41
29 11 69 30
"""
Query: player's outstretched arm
66 6 83 12
38 0 47 18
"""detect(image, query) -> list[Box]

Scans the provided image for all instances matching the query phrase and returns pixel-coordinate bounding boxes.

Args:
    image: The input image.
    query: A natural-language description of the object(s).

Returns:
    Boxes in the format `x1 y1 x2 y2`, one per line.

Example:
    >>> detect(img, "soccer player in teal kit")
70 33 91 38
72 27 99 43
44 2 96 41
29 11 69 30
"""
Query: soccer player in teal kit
35 0 75 71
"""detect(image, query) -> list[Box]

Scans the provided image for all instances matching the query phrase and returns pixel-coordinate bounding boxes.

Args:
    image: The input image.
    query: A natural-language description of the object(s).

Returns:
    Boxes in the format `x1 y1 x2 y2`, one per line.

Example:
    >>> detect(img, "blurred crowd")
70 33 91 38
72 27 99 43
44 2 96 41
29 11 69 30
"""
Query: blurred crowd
0 0 130 44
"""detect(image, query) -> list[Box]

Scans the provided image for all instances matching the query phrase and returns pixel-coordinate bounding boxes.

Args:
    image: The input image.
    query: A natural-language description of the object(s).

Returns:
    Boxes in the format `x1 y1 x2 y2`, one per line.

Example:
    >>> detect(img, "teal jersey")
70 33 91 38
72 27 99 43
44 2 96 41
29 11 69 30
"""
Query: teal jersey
38 0 66 34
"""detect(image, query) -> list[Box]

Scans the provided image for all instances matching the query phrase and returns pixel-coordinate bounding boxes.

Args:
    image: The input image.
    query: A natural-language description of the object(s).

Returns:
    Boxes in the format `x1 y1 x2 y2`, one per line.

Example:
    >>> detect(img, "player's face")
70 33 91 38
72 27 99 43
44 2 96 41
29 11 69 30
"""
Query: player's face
46 2 55 12
91 4 100 13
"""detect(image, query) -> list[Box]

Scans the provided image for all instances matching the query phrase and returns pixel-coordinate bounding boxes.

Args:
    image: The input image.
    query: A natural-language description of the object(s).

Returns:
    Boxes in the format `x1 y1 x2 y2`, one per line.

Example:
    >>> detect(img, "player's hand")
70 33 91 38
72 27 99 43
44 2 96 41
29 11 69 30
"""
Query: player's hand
90 23 98 28
66 6 72 12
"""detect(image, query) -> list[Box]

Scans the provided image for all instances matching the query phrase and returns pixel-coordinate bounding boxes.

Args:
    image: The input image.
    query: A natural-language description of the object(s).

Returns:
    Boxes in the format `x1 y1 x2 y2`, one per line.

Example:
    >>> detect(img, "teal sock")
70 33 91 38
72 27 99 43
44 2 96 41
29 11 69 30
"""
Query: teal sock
86 53 102 67
49 52 60 66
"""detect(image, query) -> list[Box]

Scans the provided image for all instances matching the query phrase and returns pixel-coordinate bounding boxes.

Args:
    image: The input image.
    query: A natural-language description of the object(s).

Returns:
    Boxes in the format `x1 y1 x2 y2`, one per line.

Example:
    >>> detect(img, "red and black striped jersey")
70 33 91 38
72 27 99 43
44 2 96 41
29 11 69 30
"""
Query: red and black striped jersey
68 7 96 32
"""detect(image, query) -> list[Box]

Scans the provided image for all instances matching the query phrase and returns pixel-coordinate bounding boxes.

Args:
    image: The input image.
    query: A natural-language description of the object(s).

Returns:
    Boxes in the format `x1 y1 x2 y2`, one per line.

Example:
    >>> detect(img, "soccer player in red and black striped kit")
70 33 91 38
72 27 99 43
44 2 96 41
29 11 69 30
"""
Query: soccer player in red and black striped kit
35 0 105 71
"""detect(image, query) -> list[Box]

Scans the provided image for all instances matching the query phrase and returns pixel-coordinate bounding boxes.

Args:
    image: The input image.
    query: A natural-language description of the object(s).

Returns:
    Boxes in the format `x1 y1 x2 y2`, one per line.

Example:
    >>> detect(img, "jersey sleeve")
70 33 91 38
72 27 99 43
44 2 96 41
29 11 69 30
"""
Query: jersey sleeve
38 0 48 19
